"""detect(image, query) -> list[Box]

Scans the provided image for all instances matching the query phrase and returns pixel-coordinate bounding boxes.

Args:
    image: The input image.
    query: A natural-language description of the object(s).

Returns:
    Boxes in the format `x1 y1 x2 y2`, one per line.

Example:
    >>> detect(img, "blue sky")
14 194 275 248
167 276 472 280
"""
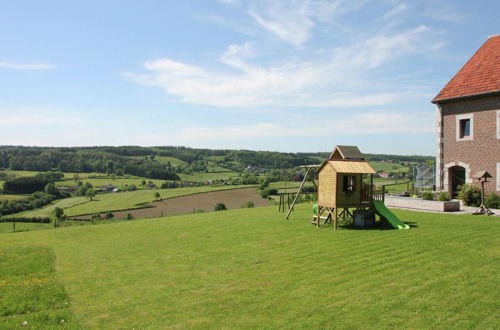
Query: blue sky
0 0 498 155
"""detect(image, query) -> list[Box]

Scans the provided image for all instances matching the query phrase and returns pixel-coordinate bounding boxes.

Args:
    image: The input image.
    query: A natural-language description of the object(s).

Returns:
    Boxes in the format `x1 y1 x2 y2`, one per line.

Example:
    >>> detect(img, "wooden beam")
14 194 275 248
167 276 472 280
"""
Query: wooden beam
286 167 312 219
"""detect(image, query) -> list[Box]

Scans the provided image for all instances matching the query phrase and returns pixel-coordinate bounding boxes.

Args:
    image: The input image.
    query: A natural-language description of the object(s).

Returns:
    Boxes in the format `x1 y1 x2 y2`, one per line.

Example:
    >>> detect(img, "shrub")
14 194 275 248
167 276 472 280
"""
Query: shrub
105 212 114 219
213 203 227 211
241 201 254 208
422 191 434 201
438 191 450 201
485 193 500 209
126 213 134 220
457 184 481 207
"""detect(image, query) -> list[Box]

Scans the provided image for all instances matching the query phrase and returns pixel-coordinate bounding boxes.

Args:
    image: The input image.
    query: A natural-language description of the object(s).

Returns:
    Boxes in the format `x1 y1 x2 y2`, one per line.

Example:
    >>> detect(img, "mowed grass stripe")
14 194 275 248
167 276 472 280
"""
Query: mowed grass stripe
0 205 498 328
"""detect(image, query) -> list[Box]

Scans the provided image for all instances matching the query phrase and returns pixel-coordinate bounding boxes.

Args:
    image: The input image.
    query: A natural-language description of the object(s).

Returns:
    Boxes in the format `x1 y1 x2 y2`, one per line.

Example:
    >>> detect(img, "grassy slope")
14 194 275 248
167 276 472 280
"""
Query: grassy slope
0 194 27 201
369 161 409 173
178 171 240 182
0 205 498 329
18 185 255 217
55 177 159 189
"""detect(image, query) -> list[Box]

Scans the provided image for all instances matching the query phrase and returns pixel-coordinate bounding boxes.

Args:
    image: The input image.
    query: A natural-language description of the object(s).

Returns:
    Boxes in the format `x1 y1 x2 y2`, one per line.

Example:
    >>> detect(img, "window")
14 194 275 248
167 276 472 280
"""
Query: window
343 175 356 193
456 114 473 141
459 119 470 138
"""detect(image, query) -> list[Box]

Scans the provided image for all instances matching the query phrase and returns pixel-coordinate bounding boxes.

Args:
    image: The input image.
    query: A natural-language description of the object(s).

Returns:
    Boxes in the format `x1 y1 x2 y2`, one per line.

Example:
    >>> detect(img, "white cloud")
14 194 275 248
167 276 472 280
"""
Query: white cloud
127 26 433 108
248 0 340 45
0 62 55 70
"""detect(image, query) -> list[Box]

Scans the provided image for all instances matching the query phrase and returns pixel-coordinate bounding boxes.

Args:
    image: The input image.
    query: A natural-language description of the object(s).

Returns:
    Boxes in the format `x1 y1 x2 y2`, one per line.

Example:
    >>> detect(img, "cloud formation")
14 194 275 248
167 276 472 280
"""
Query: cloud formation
127 26 433 108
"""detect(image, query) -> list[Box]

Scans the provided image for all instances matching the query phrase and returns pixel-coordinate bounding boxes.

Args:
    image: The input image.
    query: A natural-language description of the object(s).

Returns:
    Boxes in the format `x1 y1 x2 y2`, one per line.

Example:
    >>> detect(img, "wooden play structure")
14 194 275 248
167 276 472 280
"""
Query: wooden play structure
284 145 409 230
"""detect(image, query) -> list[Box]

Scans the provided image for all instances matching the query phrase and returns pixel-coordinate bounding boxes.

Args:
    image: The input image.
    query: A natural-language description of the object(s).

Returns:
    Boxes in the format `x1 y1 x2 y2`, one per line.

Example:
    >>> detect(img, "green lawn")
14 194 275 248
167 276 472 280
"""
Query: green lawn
0 247 73 328
0 205 498 328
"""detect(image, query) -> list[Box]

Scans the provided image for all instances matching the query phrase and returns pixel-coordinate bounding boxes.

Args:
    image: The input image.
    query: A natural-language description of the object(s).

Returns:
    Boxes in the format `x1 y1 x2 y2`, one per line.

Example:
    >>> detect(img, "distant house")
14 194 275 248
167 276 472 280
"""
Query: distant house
57 185 78 193
379 172 393 179
100 184 115 192
432 35 500 197
112 187 120 193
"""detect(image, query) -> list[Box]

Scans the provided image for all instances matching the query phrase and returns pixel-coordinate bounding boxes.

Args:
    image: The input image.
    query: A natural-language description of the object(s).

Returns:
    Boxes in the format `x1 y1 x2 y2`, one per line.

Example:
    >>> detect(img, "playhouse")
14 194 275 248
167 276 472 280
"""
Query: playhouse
315 146 375 228
284 145 409 230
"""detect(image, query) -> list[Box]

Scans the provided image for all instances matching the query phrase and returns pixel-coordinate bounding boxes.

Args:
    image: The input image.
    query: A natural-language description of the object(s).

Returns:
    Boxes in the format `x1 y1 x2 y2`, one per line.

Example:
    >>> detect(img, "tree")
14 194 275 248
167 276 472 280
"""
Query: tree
213 203 227 211
115 169 124 176
154 192 161 200
86 188 96 201
73 173 80 181
44 183 58 196
105 211 114 219
54 207 64 220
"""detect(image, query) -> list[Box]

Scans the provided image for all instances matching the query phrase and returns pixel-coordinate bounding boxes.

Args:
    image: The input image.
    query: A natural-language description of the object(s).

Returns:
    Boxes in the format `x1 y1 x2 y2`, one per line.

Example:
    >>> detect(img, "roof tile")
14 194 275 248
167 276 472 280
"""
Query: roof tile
433 35 500 102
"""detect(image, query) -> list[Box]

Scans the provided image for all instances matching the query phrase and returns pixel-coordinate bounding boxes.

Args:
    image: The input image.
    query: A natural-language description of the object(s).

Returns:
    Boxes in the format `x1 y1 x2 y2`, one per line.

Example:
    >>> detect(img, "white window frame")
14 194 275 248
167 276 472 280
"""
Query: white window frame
456 113 474 141
496 110 500 139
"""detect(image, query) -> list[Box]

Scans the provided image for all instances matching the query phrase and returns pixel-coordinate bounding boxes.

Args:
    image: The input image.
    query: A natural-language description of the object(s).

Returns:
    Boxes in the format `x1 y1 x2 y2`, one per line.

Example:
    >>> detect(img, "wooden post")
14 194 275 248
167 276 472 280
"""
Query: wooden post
13 220 16 232
285 167 312 219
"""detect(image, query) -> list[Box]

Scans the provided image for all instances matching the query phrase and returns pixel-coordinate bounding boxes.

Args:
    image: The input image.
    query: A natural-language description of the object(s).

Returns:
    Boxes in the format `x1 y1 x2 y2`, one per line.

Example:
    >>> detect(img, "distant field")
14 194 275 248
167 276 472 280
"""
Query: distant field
55 177 158 189
0 194 27 201
0 206 497 328
18 185 256 217
4 170 105 179
178 171 240 182
16 197 90 218
369 161 409 173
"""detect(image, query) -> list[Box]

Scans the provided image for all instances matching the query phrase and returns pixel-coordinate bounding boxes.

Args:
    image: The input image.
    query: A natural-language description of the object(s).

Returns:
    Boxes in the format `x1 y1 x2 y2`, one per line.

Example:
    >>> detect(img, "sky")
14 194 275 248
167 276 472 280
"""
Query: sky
0 0 498 155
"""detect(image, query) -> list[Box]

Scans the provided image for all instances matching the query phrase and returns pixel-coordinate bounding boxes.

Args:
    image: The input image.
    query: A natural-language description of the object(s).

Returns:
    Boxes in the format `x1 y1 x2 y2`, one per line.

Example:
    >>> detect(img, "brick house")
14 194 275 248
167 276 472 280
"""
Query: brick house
432 35 500 197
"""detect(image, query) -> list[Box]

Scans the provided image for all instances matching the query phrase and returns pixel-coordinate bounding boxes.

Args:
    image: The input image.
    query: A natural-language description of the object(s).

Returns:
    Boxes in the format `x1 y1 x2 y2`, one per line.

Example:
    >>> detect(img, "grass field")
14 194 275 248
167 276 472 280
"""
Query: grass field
369 161 409 173
0 194 27 201
0 246 73 328
55 177 159 189
178 171 241 182
16 185 256 217
0 205 498 328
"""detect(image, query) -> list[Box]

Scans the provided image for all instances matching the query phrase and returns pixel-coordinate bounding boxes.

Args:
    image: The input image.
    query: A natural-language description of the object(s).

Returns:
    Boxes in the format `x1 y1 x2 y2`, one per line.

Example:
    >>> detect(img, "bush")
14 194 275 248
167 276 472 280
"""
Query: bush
126 213 134 220
259 188 278 199
422 191 434 201
485 193 500 209
105 212 114 219
457 184 481 207
0 217 50 223
438 191 450 201
213 203 227 211
3 176 51 194
241 201 254 208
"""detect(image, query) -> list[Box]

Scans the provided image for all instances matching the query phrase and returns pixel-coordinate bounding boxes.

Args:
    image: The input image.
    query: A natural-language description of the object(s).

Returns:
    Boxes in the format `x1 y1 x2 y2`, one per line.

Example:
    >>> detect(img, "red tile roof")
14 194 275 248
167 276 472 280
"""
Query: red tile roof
433 35 500 103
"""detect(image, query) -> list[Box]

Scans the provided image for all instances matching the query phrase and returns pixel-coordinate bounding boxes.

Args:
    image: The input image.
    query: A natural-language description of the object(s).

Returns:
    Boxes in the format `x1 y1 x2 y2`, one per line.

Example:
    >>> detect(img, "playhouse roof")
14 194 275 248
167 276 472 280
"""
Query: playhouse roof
432 35 500 103
328 145 365 160
325 160 376 174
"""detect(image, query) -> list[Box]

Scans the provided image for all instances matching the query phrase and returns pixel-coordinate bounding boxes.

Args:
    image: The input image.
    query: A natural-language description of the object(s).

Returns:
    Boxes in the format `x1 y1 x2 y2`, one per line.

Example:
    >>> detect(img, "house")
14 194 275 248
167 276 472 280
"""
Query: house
432 35 500 197
57 185 79 193
100 184 116 192
378 172 393 179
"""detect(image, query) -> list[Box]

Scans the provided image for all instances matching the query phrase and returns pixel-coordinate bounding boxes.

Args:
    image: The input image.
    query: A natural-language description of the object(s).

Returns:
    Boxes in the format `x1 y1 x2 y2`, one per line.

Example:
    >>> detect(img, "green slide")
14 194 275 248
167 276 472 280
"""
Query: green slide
372 201 410 230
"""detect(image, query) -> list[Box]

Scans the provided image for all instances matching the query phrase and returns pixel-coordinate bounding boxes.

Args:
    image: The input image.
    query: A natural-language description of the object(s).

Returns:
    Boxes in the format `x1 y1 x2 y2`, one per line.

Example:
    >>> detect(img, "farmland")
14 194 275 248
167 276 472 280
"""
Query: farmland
13 185 256 218
0 205 498 328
